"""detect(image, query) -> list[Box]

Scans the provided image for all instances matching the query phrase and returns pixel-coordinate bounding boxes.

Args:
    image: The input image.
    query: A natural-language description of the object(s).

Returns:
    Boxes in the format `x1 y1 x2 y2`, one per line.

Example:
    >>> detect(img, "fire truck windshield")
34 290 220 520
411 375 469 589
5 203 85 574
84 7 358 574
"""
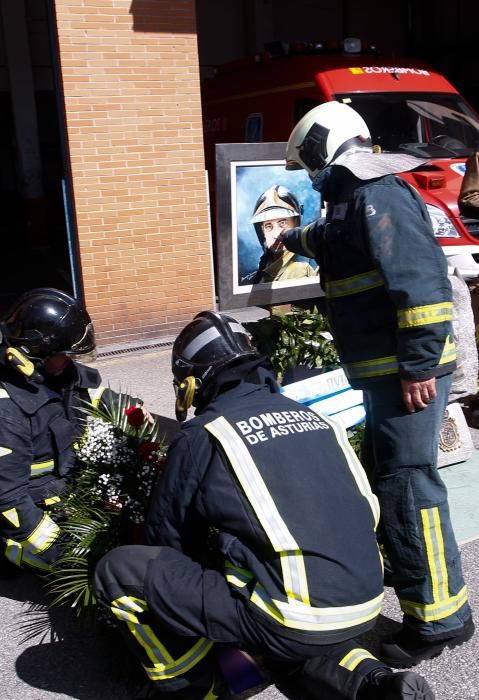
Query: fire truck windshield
334 92 479 158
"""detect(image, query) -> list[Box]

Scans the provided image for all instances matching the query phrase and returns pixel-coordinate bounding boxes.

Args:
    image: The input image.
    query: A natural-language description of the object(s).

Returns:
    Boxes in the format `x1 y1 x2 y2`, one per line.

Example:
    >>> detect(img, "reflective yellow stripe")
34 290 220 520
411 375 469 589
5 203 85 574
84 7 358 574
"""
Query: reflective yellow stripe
205 418 297 551
344 355 399 379
400 585 468 622
281 550 310 605
0 446 13 457
25 513 60 553
439 335 456 365
5 539 22 566
4 538 52 571
1 508 20 528
111 596 214 679
325 270 384 299
204 679 220 700
145 638 214 681
300 224 316 259
31 459 55 477
21 551 51 571
205 416 309 607
205 415 382 632
339 648 378 672
225 573 248 588
398 506 469 622
44 495 61 506
87 386 106 408
225 561 254 588
112 596 173 664
397 302 453 328
319 413 380 529
422 507 448 603
250 583 383 632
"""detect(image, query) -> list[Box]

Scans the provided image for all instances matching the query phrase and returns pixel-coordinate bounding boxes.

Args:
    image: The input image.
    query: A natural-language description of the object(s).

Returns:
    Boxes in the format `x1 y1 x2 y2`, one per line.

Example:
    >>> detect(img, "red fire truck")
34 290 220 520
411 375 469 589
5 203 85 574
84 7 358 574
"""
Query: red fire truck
202 39 479 279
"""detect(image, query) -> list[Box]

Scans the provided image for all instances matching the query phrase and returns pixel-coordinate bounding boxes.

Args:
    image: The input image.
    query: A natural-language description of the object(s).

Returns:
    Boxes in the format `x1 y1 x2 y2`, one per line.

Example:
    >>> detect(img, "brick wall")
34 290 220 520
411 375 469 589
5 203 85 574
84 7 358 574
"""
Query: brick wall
54 0 214 347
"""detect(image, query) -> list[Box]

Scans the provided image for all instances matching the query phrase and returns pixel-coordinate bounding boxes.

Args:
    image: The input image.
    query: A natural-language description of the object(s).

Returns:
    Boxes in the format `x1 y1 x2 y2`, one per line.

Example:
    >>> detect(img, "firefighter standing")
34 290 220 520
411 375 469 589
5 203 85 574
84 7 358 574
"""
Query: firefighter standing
240 185 318 284
0 288 113 572
282 101 474 667
94 311 435 700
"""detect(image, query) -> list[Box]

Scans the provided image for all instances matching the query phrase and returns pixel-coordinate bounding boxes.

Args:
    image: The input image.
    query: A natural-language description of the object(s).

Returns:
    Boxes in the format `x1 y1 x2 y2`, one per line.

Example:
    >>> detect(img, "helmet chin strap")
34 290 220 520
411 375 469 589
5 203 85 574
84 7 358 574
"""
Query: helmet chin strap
5 347 44 384
175 376 198 422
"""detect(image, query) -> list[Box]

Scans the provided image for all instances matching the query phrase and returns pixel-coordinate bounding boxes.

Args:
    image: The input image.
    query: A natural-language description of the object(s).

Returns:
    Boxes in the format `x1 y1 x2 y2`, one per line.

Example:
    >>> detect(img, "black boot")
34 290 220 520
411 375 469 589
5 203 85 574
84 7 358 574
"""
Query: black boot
358 667 435 699
380 617 475 668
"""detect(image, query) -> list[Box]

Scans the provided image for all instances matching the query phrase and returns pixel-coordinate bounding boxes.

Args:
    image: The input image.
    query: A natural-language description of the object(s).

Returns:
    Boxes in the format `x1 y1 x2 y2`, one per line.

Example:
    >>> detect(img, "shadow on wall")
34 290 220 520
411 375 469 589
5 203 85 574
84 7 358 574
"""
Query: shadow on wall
129 1 196 33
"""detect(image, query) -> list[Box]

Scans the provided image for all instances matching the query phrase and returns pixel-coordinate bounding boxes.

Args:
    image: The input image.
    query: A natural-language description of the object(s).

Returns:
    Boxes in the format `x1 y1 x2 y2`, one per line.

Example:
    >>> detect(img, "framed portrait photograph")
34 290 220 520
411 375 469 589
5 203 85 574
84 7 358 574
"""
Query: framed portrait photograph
215 142 324 310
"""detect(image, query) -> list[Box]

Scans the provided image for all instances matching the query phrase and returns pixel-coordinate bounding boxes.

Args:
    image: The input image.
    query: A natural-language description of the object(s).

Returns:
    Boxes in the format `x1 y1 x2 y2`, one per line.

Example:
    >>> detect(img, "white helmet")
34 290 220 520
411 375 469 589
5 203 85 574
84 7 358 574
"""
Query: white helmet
285 102 371 178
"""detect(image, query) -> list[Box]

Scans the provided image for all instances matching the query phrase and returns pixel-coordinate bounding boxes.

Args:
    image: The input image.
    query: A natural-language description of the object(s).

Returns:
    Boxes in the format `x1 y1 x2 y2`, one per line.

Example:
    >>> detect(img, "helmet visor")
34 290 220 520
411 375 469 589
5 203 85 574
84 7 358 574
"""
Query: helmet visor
65 320 96 356
298 122 330 173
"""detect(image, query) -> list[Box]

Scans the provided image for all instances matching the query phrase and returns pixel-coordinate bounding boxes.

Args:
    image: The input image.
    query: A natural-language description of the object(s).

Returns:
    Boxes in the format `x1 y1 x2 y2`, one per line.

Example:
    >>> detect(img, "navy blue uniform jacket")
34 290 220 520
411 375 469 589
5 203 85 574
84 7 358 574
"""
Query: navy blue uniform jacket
283 171 456 388
145 377 384 644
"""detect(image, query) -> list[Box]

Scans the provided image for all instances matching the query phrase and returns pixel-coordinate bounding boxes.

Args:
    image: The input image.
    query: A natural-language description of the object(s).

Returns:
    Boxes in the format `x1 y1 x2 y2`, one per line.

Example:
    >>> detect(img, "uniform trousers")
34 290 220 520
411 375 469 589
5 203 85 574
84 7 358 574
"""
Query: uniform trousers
363 373 472 638
94 545 388 700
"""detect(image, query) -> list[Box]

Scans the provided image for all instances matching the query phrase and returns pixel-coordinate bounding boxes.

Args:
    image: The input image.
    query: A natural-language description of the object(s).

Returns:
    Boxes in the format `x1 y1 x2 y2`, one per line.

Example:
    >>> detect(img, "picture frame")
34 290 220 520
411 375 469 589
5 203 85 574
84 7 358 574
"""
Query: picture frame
215 142 324 310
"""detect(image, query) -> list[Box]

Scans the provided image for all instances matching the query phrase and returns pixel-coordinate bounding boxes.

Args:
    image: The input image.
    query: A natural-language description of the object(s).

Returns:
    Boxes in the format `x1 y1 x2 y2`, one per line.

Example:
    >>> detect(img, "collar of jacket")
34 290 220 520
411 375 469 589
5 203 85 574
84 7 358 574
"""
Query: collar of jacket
0 347 101 415
195 366 279 418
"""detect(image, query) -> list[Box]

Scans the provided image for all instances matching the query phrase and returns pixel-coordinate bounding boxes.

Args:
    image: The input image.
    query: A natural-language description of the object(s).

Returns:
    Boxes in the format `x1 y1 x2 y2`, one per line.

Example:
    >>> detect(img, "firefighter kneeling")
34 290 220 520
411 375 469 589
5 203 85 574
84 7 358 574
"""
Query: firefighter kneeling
94 311 435 700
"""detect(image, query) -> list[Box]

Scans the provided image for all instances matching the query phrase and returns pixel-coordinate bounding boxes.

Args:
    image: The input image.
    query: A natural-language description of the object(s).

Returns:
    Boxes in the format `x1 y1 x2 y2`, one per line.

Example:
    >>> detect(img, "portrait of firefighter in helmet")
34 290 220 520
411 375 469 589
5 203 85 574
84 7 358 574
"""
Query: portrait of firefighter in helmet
240 185 318 285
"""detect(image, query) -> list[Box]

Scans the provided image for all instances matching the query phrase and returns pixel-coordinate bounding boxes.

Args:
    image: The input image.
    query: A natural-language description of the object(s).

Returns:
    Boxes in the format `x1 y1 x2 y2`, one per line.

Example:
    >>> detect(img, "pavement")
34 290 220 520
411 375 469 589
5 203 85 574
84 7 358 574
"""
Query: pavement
1 326 479 700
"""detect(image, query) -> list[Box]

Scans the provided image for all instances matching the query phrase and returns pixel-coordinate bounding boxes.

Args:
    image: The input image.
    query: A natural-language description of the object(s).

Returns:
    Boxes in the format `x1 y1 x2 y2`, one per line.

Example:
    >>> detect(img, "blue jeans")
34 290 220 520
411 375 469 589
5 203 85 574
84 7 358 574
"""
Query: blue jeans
363 374 471 637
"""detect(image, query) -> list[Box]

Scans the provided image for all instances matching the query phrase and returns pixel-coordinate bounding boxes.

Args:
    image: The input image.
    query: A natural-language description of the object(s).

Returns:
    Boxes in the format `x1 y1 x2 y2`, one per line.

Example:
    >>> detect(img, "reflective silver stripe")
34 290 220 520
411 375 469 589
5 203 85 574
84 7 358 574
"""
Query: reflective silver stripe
5 539 22 566
281 550 310 604
4 539 52 570
251 583 383 631
183 323 248 362
24 513 60 553
0 388 9 399
1 508 20 528
439 336 456 365
205 417 311 606
422 507 448 603
325 270 384 299
225 561 254 588
145 638 214 681
205 416 382 630
397 302 453 328
20 551 51 571
205 417 298 552
400 585 468 622
318 413 380 528
112 596 214 678
398 507 470 622
339 648 378 671
183 327 221 360
344 355 399 379
31 459 55 477
300 225 316 259
111 596 173 664
229 322 249 336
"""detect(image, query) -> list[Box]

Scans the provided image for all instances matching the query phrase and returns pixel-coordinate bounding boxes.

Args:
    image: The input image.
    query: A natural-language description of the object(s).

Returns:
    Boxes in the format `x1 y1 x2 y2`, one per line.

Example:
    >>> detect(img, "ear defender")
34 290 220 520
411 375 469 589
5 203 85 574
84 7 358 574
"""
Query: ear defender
175 376 197 422
6 347 44 384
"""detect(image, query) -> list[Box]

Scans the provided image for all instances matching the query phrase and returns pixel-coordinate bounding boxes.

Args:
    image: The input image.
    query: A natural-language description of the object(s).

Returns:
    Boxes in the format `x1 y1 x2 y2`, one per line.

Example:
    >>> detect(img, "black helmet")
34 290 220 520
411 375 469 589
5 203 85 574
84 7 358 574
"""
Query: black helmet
0 288 96 359
172 311 259 420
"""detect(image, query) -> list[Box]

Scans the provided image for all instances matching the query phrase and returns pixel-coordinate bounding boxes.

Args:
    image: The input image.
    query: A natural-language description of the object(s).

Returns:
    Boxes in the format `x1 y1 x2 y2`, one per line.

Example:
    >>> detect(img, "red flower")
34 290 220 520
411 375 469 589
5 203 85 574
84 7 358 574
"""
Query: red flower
125 406 145 427
139 441 161 460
